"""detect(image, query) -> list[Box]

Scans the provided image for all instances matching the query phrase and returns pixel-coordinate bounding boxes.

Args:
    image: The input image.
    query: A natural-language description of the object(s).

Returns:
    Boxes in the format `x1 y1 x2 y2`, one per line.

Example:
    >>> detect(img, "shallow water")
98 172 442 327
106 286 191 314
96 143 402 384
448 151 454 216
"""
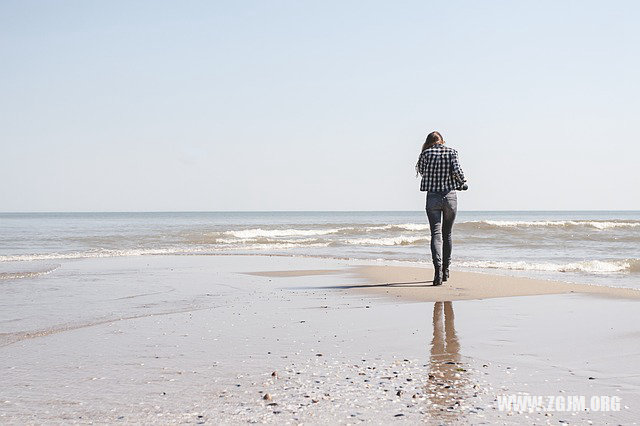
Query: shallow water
1 210 639 288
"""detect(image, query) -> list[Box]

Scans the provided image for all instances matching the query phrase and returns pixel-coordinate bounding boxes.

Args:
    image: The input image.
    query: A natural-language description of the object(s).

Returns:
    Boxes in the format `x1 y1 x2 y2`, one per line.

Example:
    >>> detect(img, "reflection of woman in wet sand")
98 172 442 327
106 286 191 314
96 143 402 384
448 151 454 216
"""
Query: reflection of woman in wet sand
431 301 460 361
427 301 471 420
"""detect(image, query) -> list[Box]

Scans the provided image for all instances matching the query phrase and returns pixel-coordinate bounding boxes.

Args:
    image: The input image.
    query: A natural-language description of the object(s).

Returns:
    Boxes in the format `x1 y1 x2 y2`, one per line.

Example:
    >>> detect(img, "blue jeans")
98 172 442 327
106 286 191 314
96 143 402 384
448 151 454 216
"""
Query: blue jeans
426 191 457 270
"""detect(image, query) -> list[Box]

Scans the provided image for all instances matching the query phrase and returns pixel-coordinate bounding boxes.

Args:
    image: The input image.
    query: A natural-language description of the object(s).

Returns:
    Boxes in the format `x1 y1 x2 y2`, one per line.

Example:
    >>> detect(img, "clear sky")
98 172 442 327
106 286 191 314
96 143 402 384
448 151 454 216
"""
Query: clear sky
1 1 638 212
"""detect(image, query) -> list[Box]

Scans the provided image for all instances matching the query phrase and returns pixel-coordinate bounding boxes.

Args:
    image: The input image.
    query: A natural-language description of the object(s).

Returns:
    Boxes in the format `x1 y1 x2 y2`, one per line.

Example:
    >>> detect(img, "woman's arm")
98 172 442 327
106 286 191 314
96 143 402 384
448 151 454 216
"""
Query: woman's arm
451 150 466 182
416 152 426 177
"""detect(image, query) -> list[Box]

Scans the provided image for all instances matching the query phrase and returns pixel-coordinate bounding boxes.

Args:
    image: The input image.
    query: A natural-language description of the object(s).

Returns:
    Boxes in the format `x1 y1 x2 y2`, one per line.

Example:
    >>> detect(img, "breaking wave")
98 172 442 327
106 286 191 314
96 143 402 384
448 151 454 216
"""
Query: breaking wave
459 259 640 274
0 243 332 262
224 228 343 238
459 220 640 230
379 223 430 232
222 223 431 238
0 249 190 262
0 264 60 281
344 235 428 246
214 237 325 245
211 221 640 241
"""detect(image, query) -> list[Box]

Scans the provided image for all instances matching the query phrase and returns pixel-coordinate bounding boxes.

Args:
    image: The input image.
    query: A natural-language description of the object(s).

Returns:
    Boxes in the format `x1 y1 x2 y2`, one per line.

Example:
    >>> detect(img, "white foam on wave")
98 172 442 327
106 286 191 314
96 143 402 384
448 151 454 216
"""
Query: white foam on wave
222 223 432 239
0 248 193 262
0 264 61 280
224 228 342 238
231 242 331 250
345 235 428 246
215 237 324 245
0 241 335 262
459 259 639 274
468 220 640 230
380 223 430 231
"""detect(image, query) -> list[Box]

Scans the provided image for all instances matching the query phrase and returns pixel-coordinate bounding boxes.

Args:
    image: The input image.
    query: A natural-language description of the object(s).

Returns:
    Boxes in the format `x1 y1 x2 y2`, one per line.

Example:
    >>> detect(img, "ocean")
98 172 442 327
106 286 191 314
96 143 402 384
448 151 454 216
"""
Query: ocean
1 211 639 289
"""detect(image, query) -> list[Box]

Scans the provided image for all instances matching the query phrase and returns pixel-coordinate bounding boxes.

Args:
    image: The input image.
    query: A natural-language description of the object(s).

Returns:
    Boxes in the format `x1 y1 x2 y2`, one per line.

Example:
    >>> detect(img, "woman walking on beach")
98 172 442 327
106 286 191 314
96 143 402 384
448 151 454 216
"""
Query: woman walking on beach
416 131 466 286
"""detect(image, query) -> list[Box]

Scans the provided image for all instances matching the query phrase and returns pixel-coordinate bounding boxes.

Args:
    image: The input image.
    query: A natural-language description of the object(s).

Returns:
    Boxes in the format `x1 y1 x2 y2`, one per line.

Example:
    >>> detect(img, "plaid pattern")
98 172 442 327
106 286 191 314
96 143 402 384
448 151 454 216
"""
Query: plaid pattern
415 144 465 192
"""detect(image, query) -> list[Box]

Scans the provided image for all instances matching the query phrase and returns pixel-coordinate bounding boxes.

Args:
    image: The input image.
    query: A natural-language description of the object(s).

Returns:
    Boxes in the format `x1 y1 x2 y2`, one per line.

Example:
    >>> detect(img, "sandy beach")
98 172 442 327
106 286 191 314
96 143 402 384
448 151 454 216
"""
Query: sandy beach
1 255 639 424
4 0 640 423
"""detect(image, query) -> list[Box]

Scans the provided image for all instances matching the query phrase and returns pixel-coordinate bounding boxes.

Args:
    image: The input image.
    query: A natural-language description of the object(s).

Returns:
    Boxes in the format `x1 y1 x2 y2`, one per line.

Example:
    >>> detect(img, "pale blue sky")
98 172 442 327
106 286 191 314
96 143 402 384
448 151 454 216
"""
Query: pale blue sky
1 1 638 212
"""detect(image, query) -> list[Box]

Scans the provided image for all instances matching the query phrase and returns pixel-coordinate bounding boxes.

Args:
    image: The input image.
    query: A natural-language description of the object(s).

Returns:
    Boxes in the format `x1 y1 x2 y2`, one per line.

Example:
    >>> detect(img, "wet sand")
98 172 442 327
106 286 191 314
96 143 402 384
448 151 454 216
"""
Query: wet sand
1 255 639 424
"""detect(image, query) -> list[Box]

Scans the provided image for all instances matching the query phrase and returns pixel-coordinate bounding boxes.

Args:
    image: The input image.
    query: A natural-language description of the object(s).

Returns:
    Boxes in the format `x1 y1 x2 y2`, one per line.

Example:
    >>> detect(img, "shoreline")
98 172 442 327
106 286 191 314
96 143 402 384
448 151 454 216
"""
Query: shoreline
5 251 640 292
245 254 640 301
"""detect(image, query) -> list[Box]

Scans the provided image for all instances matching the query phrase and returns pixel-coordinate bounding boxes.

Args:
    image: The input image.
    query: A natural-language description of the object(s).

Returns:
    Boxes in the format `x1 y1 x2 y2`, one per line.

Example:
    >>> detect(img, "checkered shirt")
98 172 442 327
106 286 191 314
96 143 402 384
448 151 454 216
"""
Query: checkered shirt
415 144 466 192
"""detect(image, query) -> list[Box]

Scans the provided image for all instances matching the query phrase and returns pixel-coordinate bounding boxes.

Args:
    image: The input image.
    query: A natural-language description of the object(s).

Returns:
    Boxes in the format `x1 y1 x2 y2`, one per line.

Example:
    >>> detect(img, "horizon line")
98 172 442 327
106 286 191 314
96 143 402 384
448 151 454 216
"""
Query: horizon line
1 209 639 214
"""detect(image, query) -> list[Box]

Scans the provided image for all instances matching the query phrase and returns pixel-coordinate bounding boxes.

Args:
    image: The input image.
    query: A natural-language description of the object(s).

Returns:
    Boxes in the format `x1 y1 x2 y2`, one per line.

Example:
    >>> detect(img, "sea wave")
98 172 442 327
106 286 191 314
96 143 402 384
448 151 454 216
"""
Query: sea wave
344 235 428 246
0 242 333 262
219 233 430 247
459 220 640 230
217 220 640 238
213 237 326 246
0 264 60 280
459 259 640 274
224 228 343 238
220 223 431 238
380 223 431 232
0 249 195 262
232 242 331 250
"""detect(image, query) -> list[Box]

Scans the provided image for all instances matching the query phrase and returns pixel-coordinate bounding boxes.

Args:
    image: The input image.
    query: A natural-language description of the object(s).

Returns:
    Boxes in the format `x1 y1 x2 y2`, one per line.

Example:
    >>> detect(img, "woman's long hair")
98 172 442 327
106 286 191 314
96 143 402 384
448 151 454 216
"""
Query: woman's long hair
421 131 444 152
416 131 445 176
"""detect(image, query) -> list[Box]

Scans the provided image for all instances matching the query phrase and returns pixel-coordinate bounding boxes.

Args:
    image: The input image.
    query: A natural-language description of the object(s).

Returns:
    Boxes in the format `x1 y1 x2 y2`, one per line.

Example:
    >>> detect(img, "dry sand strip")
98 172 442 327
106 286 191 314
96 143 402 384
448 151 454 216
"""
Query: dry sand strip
352 265 640 302
250 265 640 302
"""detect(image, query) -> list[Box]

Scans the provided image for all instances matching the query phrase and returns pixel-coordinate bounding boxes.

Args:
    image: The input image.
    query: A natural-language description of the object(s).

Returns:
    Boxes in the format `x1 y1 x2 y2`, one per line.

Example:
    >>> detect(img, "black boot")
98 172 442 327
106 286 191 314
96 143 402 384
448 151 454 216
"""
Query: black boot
443 264 450 282
433 267 443 286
